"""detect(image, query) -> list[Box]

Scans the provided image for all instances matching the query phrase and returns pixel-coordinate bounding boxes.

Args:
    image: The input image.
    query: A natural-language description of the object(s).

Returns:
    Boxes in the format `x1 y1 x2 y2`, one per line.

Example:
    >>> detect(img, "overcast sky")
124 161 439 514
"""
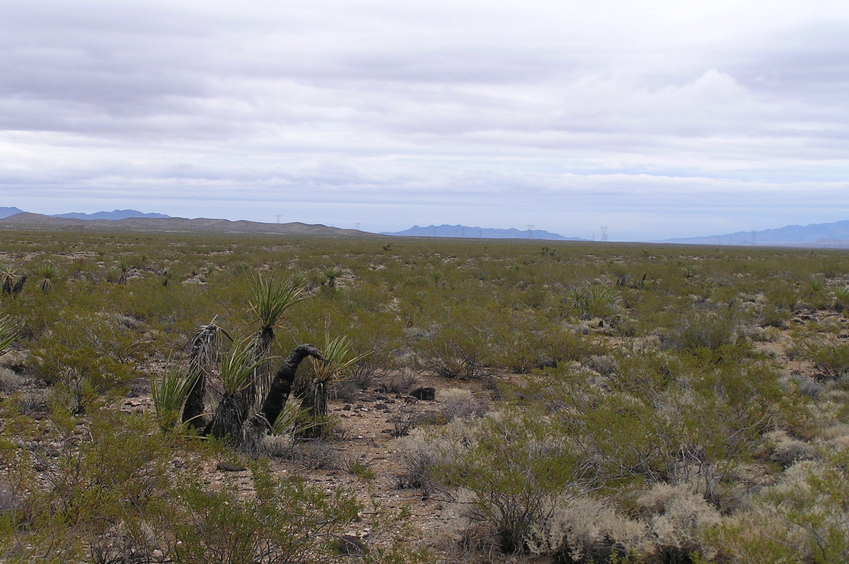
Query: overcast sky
2 0 848 241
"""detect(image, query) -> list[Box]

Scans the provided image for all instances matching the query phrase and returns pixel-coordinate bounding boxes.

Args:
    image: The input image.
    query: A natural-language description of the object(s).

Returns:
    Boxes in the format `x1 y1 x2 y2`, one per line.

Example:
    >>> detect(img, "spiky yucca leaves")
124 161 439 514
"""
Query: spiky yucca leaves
0 314 16 354
208 336 268 444
151 367 198 434
37 262 56 293
567 284 619 320
249 274 307 332
182 322 227 432
271 399 315 436
0 265 26 296
117 258 131 285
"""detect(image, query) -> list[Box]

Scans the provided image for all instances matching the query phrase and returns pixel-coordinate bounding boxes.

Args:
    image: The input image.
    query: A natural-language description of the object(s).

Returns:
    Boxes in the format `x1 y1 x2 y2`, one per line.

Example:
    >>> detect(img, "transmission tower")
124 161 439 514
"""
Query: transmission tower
600 226 608 242
528 225 534 239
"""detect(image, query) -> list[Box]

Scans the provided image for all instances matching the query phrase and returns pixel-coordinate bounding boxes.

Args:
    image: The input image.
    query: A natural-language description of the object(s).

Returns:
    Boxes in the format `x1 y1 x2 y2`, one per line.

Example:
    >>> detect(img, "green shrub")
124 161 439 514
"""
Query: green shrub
665 312 740 353
172 461 360 564
805 341 849 380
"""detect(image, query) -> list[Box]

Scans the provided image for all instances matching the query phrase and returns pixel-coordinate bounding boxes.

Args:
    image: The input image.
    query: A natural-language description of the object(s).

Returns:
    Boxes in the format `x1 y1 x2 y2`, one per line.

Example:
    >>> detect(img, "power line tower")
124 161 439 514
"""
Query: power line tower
600 226 608 242
528 225 534 239
355 222 361 231
275 214 282 224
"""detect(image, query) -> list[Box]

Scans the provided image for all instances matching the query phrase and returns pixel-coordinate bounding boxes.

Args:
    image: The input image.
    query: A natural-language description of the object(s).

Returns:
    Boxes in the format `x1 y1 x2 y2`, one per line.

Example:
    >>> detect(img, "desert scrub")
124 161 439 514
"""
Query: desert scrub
430 408 599 554
0 409 178 562
32 311 148 413
706 446 849 563
172 461 361 564
803 341 849 381
664 311 742 353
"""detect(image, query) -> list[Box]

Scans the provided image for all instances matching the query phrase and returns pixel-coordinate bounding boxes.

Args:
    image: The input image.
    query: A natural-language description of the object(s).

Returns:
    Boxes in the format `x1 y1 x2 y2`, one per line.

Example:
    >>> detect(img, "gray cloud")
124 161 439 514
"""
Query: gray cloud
2 0 849 239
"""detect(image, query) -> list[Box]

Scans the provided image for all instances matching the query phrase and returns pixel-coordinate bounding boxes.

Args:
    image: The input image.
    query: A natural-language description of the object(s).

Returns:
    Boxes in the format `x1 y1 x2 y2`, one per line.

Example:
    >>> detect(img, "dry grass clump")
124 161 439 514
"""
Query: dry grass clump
765 430 816 468
397 420 478 496
526 496 648 563
637 483 721 561
707 447 849 563
438 388 489 421
381 368 420 395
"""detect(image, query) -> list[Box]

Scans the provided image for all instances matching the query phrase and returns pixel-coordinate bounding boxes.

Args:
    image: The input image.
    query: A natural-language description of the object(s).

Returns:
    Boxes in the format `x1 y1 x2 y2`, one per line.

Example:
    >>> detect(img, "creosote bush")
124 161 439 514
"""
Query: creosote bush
3 230 849 562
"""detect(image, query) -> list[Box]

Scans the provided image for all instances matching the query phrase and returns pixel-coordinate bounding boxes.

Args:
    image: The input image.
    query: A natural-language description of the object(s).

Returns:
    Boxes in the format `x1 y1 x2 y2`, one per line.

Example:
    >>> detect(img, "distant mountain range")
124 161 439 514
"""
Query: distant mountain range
2 206 848 247
0 207 168 221
54 209 170 220
383 224 581 241
663 220 849 248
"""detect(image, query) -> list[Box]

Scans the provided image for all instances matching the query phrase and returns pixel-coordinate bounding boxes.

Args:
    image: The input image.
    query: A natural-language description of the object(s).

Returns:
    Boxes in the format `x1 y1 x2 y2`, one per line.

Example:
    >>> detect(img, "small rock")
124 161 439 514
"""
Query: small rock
337 534 366 555
411 387 436 401
216 461 247 472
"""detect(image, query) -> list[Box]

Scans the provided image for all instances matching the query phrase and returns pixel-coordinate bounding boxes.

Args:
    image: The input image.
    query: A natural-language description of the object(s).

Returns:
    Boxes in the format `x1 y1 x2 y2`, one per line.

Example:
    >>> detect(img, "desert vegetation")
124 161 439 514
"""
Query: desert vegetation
1 229 848 562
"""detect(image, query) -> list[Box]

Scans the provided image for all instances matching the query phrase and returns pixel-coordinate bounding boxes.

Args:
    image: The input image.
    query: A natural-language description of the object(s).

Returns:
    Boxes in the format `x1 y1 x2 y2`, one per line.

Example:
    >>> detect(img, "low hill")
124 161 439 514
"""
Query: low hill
0 212 365 237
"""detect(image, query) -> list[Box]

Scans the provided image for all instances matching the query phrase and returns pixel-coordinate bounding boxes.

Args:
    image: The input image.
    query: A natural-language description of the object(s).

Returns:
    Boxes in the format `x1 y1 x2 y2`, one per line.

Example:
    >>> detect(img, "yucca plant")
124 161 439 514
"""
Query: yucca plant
117 258 131 285
270 398 320 440
567 284 619 320
243 274 309 421
37 262 56 293
0 265 26 296
321 266 343 289
0 314 16 354
833 284 849 311
249 274 308 333
301 335 368 438
151 367 198 434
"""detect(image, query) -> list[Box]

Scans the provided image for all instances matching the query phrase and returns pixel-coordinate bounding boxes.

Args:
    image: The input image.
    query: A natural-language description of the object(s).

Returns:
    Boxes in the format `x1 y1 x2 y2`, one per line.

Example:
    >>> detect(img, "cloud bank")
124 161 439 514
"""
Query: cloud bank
2 0 848 240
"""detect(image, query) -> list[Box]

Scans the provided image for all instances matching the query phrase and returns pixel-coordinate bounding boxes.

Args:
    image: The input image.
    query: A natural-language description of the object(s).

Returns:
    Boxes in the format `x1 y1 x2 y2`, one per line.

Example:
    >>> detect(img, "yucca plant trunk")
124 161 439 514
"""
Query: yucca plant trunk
208 394 248 442
260 344 323 427
182 324 222 432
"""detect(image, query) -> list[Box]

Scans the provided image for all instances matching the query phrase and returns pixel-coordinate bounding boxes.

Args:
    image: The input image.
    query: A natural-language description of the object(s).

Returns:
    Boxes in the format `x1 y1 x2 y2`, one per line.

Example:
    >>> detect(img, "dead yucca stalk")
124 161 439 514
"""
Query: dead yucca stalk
182 320 229 432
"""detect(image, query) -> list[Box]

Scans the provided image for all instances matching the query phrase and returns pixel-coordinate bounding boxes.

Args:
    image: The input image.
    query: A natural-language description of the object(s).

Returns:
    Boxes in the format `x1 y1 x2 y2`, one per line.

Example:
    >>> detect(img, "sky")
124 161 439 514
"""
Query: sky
2 0 849 241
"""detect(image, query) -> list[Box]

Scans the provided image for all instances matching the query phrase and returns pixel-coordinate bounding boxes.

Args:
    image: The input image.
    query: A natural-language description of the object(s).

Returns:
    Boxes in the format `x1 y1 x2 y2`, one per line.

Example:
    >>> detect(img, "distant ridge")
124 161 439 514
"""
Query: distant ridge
0 207 25 219
662 219 849 248
53 209 170 220
383 224 581 241
0 212 365 238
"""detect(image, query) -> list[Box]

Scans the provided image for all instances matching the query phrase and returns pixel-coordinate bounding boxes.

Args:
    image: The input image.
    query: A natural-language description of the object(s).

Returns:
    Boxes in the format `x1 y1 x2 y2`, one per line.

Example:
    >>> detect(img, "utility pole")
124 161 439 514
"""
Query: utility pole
528 225 534 239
